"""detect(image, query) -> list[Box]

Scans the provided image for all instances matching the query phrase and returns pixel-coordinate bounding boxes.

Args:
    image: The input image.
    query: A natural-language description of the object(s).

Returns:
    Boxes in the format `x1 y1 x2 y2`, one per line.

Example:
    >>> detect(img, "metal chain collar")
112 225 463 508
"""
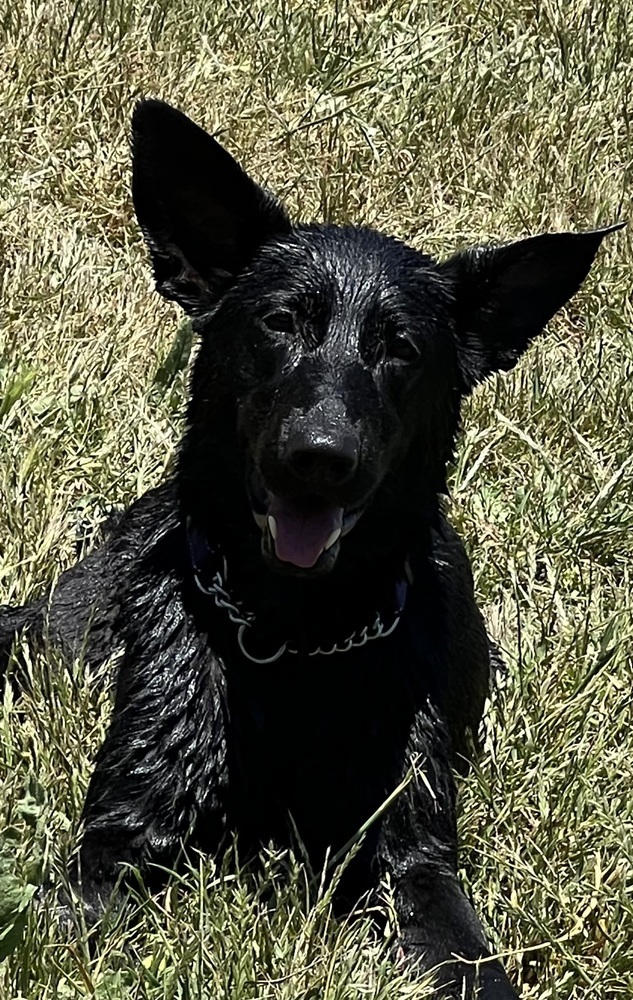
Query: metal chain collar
187 519 410 665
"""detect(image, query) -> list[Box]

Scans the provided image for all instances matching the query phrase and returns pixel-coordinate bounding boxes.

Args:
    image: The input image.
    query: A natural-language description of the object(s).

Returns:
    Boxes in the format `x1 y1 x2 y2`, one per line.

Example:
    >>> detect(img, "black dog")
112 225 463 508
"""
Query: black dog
0 100 620 998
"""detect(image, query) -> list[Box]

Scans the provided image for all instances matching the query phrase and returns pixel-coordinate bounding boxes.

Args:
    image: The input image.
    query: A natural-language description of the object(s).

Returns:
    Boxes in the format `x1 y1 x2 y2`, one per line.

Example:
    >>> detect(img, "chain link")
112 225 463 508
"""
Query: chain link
193 564 403 665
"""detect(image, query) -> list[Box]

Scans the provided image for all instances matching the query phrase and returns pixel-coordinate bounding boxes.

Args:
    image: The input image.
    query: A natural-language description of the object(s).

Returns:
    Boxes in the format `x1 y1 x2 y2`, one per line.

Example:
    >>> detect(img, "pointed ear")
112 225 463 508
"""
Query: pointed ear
440 224 624 389
132 100 292 314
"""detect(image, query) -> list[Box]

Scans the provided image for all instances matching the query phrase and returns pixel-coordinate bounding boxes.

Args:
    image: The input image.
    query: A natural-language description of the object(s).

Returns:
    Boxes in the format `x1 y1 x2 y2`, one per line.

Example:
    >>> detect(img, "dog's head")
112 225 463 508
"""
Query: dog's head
132 100 620 578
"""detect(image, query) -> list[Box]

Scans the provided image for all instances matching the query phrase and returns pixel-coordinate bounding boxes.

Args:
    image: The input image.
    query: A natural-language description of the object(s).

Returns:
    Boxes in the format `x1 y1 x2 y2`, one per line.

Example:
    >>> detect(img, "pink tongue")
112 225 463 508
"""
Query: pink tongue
269 497 343 568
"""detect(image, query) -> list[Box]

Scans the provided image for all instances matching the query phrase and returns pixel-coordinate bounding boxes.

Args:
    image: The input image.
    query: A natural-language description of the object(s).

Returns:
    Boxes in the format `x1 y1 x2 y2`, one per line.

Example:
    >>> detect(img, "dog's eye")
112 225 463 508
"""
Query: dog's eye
386 335 421 363
262 310 295 335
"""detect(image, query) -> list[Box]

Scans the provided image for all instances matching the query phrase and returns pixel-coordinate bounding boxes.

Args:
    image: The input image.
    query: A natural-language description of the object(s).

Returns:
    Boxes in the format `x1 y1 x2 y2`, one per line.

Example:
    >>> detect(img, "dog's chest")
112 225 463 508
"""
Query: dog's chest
222 641 424 863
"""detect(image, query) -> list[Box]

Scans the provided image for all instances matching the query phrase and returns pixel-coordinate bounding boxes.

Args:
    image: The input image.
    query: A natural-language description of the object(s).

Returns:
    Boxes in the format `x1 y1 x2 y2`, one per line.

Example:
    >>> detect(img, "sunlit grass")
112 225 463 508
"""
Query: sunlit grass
0 0 631 996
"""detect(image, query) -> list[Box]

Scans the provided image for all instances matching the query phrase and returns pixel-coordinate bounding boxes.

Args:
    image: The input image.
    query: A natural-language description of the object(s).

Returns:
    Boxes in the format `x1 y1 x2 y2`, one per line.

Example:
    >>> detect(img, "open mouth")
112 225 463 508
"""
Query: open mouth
249 483 365 571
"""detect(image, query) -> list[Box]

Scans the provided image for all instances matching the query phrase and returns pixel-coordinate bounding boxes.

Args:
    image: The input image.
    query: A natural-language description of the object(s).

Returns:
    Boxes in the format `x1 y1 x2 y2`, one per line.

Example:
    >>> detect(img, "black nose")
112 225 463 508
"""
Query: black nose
285 427 359 486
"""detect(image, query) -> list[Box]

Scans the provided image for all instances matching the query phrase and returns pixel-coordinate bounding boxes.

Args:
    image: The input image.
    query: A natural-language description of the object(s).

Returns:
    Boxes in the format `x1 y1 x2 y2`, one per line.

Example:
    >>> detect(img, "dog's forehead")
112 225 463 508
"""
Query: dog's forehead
258 224 438 304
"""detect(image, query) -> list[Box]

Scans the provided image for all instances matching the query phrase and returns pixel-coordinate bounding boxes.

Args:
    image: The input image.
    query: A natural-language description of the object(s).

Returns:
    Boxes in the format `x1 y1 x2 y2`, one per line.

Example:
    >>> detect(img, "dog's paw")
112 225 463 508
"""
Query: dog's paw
472 963 520 1000
36 875 120 939
396 940 519 1000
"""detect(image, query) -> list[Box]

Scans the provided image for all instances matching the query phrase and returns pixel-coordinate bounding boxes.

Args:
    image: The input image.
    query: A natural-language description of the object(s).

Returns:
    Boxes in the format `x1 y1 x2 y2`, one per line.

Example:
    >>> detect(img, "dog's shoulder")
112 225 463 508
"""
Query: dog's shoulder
0 482 181 673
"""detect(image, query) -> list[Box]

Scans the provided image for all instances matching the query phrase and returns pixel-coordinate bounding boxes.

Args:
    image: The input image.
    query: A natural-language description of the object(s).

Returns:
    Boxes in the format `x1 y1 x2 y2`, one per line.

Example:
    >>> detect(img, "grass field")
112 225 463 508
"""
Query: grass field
0 0 632 996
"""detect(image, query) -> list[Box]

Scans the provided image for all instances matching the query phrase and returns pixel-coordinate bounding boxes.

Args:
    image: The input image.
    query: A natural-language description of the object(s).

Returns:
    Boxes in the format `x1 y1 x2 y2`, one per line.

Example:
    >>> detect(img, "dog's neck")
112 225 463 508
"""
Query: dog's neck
185 514 414 661
180 489 438 661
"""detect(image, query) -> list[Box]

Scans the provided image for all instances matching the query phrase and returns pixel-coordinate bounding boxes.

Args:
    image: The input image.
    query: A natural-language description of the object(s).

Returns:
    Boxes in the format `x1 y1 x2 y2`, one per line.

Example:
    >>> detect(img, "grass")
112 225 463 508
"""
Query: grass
0 0 632 996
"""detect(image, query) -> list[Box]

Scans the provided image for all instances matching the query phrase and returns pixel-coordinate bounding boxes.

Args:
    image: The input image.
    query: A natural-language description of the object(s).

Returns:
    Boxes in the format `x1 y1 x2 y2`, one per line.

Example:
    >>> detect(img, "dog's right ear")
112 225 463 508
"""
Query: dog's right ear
132 100 291 314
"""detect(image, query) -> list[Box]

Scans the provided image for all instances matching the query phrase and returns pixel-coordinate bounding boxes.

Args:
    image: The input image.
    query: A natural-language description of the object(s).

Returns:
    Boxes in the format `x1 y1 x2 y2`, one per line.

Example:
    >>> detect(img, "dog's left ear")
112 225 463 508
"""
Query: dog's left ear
132 100 291 314
440 224 624 389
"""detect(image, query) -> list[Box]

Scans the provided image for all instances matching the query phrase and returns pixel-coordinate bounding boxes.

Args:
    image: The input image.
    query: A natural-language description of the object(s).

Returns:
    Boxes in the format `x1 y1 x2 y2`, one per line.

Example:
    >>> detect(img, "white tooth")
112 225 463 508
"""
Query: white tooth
324 527 341 550
268 515 277 540
253 511 267 529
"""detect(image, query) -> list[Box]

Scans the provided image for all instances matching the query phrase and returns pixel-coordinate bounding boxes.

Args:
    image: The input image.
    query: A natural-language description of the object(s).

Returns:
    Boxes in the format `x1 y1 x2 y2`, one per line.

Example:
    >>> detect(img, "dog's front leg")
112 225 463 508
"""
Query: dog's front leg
69 612 227 923
378 713 518 999
391 865 518 999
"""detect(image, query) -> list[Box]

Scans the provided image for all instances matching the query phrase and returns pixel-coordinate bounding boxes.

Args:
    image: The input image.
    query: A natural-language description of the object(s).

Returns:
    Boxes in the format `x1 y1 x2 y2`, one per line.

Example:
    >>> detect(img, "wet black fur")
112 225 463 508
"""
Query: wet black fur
0 101 620 998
